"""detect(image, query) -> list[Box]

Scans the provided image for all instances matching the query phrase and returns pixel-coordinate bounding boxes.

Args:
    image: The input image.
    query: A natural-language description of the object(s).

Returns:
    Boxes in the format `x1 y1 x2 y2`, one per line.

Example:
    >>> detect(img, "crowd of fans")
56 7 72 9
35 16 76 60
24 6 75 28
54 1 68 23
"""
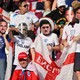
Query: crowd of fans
0 0 80 80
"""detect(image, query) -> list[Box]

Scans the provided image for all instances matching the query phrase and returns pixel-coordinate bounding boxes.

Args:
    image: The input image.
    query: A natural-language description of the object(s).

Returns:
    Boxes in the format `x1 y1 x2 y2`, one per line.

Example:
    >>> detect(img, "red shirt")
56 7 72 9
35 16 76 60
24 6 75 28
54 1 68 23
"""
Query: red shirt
11 62 39 80
11 70 39 80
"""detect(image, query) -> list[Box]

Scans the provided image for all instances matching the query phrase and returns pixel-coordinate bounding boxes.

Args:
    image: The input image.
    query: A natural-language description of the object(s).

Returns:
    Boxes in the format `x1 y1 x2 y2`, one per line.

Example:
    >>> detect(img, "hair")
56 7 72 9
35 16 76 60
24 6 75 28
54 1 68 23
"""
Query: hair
0 0 3 7
64 7 75 15
75 7 80 13
18 0 26 7
0 19 7 25
40 20 51 28
0 19 7 22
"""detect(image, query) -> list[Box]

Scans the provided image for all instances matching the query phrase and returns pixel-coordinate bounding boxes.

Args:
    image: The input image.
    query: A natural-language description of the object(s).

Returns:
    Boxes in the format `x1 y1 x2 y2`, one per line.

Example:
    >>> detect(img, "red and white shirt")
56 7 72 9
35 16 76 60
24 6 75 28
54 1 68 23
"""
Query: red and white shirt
11 62 39 80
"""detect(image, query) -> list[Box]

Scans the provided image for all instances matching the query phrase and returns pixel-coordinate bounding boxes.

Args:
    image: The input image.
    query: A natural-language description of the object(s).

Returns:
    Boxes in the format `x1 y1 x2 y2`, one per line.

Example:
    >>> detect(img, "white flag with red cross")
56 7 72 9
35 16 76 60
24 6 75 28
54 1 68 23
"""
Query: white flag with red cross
34 34 76 80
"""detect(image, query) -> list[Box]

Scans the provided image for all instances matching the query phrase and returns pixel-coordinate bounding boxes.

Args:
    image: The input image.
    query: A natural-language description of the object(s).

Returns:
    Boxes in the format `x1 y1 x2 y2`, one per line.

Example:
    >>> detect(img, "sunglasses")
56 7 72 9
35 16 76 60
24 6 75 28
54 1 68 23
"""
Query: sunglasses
19 59 28 62
23 4 28 8
42 26 50 29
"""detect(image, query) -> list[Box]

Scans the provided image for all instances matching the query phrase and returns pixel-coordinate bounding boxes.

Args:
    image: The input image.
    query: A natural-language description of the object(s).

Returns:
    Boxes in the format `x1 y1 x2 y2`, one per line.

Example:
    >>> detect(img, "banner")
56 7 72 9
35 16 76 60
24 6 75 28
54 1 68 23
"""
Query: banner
34 34 76 80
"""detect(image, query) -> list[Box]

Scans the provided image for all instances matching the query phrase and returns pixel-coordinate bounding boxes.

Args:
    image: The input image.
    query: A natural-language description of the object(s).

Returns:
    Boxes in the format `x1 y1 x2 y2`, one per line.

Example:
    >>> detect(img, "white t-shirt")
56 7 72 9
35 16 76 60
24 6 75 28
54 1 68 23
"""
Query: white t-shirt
62 23 80 52
13 36 33 65
10 10 39 30
39 33 59 57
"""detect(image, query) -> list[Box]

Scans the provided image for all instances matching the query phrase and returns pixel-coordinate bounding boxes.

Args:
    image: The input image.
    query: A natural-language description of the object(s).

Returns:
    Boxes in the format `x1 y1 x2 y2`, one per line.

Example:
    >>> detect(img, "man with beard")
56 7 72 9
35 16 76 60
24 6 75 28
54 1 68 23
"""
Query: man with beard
0 19 10 80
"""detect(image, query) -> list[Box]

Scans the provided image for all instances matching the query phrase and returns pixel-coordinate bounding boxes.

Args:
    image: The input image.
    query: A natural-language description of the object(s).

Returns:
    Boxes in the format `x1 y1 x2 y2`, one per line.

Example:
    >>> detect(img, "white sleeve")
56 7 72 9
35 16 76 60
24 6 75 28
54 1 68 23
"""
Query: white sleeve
10 13 16 26
32 13 39 24
62 26 67 40
53 34 59 46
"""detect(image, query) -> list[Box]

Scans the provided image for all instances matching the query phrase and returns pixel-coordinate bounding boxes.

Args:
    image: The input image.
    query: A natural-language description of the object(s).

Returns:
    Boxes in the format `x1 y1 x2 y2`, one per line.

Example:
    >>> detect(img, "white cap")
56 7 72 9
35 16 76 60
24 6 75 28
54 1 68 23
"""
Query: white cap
57 0 66 7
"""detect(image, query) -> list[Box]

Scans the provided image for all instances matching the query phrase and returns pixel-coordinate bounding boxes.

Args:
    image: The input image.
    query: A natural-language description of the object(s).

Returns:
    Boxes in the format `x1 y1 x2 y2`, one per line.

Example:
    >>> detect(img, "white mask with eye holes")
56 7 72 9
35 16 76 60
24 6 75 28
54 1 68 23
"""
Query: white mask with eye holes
18 23 28 37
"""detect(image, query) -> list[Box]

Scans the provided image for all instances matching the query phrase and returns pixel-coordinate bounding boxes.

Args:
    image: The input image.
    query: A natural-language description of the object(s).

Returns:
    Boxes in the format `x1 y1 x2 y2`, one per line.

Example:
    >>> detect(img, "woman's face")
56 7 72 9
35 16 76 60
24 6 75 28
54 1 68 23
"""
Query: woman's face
65 10 75 22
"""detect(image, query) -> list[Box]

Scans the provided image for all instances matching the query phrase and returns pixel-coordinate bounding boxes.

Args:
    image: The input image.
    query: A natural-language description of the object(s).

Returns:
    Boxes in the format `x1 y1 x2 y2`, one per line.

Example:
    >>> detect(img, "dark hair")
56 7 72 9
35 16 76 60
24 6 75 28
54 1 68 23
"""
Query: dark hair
18 0 26 7
64 7 75 15
0 19 7 23
75 7 80 13
0 0 3 7
40 20 51 28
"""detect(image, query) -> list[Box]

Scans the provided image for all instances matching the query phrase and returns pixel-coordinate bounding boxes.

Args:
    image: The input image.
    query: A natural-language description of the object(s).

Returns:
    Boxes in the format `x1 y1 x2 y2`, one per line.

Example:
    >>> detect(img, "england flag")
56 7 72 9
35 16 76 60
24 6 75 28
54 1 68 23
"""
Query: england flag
34 34 77 80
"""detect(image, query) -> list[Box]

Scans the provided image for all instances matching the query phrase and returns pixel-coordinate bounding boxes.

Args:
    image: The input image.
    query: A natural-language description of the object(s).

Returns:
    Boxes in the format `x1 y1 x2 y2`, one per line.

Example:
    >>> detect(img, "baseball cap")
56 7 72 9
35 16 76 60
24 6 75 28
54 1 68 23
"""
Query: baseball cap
57 0 66 8
18 52 28 60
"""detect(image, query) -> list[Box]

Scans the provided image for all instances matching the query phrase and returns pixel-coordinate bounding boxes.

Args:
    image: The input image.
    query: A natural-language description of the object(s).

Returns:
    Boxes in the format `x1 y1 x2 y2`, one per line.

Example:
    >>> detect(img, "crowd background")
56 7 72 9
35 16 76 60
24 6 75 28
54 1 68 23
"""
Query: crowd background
0 0 80 80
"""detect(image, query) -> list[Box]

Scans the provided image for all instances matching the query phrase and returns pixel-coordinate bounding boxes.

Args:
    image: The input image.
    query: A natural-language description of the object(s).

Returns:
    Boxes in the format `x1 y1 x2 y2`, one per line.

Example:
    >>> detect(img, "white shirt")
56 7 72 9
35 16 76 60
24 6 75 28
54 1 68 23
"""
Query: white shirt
14 36 33 65
62 23 80 52
39 33 59 57
10 10 39 30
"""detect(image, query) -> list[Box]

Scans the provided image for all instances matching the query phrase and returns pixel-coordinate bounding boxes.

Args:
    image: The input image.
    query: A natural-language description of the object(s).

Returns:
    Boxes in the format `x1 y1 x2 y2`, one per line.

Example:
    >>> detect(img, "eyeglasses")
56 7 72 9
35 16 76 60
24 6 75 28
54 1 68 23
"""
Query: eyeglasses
19 59 28 62
23 4 28 8
42 26 50 29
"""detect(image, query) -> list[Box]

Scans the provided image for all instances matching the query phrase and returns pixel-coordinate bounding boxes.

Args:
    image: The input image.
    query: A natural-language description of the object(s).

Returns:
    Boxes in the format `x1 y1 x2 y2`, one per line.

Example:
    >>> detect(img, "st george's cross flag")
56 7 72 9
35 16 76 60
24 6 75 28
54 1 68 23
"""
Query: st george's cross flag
55 41 76 80
34 34 76 80
34 35 60 80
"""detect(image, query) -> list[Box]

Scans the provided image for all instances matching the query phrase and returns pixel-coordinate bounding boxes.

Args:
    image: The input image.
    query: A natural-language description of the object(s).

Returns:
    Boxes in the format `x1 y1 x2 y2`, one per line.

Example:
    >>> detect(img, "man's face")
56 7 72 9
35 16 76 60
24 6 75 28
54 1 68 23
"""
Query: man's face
0 21 7 34
58 6 65 13
19 59 28 68
19 1 29 13
41 24 51 35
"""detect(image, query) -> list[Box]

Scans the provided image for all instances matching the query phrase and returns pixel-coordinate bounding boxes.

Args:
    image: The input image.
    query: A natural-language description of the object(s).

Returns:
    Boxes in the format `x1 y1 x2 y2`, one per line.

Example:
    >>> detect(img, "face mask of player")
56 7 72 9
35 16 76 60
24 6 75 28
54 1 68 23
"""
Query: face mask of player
18 23 28 38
